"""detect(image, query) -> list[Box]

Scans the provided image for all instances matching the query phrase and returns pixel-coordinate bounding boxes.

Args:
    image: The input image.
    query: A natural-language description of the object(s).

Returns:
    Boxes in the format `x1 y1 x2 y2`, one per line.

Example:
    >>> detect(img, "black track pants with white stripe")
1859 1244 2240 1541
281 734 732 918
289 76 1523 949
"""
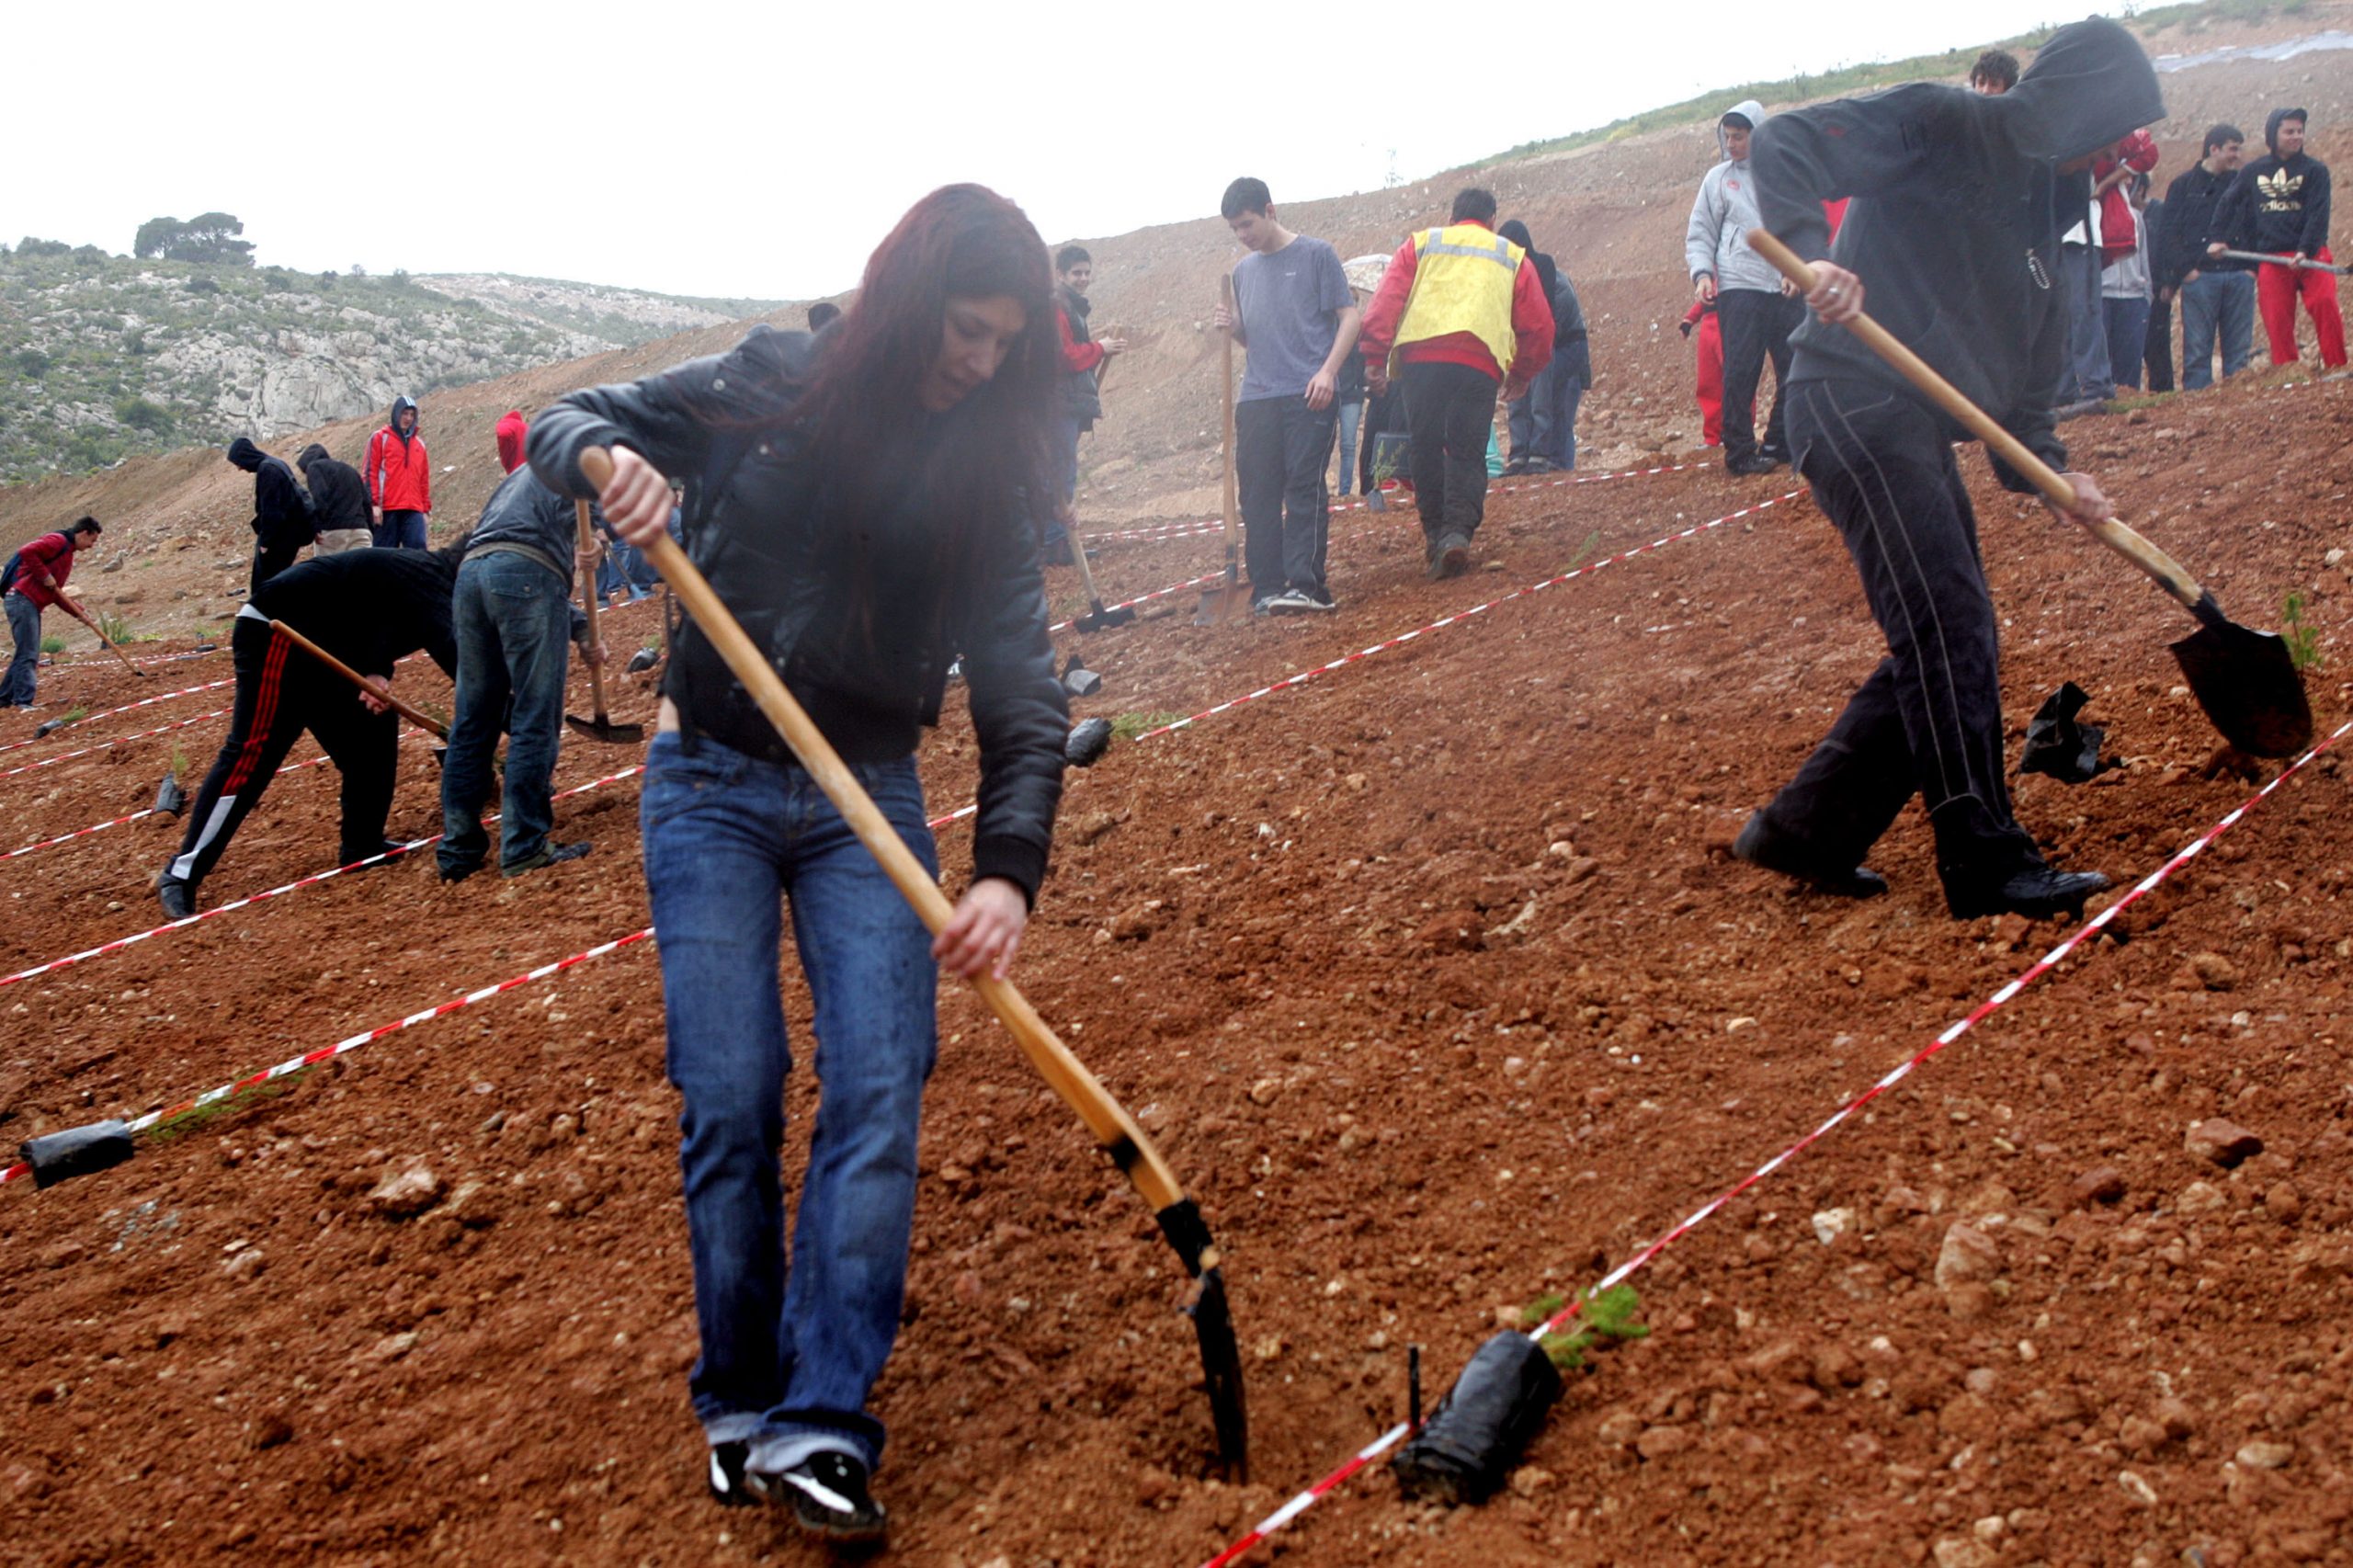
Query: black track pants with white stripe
168 616 399 889
1755 380 2042 889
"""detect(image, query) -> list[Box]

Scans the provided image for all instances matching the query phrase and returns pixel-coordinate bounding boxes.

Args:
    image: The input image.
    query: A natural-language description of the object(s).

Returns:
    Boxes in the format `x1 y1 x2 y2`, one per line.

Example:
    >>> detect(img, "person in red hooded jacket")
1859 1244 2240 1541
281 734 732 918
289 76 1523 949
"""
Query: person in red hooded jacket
495 410 529 473
365 395 433 548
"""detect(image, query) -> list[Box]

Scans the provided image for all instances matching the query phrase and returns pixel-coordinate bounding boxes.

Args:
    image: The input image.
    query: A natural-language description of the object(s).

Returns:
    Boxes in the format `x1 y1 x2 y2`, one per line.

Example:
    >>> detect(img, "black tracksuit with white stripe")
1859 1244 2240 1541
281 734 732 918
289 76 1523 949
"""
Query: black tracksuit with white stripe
1745 18 2164 900
167 551 458 892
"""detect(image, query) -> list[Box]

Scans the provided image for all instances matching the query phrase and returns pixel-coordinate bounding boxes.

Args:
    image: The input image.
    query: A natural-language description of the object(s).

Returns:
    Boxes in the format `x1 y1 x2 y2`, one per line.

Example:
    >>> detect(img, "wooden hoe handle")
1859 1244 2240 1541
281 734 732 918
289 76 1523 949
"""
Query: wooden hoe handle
1745 227 2209 613
573 501 617 720
268 619 449 738
575 448 1197 1223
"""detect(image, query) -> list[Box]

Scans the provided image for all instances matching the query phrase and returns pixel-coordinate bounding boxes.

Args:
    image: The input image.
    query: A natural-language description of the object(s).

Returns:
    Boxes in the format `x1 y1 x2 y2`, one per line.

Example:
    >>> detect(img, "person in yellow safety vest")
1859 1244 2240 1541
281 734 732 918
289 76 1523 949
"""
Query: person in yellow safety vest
1358 187 1553 579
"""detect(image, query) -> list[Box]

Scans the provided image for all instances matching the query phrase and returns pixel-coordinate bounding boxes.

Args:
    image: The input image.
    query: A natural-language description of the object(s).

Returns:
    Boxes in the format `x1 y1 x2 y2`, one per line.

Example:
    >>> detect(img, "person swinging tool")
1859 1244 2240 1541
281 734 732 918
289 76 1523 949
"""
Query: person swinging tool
1731 16 2159 920
530 183 1069 1545
154 542 462 918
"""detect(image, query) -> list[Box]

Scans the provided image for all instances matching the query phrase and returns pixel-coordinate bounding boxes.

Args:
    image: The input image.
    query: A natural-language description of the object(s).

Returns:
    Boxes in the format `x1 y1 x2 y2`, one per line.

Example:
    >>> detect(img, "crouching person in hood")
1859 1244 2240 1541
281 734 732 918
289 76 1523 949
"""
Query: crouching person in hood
1732 17 2160 921
227 437 315 592
298 443 374 554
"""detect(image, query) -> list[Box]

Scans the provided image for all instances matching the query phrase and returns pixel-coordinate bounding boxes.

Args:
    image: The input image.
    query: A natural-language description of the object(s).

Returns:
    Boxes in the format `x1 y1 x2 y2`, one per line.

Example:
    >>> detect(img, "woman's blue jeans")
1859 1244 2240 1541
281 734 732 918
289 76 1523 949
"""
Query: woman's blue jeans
641 732 939 1472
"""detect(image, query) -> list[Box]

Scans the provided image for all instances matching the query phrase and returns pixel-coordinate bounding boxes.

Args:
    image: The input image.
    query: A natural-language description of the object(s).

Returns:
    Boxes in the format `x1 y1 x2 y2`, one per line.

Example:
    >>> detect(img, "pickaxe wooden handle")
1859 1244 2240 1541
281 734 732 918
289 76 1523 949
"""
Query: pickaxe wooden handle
268 619 448 738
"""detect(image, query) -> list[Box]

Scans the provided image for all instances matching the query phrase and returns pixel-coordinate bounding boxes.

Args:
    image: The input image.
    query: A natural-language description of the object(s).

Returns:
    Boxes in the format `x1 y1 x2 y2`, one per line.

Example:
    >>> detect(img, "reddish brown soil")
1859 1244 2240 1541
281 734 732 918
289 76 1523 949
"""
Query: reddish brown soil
3 359 2349 1568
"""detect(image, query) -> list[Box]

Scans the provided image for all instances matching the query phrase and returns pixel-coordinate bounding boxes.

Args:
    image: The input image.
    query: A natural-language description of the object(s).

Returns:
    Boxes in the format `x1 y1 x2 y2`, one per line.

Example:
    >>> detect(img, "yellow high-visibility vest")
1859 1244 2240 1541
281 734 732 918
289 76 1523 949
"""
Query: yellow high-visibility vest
1391 223 1524 376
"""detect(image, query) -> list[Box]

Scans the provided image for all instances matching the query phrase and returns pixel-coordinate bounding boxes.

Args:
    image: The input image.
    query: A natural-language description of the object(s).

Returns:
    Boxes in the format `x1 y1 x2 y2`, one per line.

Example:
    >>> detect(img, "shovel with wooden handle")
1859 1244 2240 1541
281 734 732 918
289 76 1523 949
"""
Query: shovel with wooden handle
579 446 1248 1477
268 619 449 738
1748 228 2314 758
565 501 645 744
2211 248 2351 275
1064 350 1135 631
57 597 151 679
1195 274 1251 625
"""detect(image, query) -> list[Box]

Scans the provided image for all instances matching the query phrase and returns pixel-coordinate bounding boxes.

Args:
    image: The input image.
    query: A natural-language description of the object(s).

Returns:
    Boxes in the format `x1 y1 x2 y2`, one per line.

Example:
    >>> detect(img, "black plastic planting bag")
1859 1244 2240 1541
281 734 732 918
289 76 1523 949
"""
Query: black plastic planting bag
1391 1331 1562 1504
1064 718 1114 768
154 772 187 817
2020 681 2112 784
21 1120 136 1188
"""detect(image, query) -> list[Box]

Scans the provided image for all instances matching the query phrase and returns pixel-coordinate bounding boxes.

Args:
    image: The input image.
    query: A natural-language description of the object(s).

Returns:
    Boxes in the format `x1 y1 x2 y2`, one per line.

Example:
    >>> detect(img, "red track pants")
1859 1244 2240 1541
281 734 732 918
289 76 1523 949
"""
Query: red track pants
2256 247 2347 368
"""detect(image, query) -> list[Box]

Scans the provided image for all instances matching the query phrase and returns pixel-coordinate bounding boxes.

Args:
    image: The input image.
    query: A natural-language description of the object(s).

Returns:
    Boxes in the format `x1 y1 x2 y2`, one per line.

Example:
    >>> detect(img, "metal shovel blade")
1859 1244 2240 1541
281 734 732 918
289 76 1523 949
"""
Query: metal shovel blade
1193 565 1249 627
1156 1198 1249 1479
564 712 646 744
1074 602 1137 632
2170 620 2314 757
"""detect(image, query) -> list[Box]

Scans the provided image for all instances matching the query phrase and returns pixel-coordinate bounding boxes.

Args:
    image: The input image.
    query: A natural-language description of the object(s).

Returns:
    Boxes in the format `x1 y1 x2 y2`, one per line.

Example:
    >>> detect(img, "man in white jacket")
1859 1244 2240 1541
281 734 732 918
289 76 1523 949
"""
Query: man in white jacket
1686 99 1803 475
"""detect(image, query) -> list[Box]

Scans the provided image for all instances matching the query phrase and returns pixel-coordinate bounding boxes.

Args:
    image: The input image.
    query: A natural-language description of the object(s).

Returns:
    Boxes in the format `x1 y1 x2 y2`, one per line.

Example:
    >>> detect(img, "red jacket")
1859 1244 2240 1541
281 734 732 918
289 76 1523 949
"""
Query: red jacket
8 531 77 609
365 401 433 513
494 410 528 473
2095 131 2160 260
1055 308 1106 374
1358 220 1553 391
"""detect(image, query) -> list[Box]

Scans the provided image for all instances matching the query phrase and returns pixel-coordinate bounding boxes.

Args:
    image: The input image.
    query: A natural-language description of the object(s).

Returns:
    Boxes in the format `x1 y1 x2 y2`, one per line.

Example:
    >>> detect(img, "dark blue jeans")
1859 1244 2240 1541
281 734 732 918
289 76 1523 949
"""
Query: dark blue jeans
641 733 939 1471
2180 271 2256 390
1507 358 1585 471
373 509 429 550
597 536 658 600
439 551 573 874
4 593 41 707
2102 296 2152 391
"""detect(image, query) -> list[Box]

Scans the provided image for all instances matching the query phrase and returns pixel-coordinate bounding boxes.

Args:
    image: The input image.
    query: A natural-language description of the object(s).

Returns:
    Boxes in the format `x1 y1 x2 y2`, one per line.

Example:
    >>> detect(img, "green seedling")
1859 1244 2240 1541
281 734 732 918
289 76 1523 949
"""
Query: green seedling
40 634 67 654
1518 1283 1650 1371
145 1068 310 1144
1110 710 1187 741
60 705 88 724
1565 528 1603 574
96 610 136 646
641 631 663 654
2282 590 2324 672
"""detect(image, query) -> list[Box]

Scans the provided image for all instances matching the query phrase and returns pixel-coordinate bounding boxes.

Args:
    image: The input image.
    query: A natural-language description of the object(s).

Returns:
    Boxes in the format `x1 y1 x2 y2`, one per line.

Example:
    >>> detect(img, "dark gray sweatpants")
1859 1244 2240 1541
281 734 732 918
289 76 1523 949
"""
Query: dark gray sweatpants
1753 379 2042 893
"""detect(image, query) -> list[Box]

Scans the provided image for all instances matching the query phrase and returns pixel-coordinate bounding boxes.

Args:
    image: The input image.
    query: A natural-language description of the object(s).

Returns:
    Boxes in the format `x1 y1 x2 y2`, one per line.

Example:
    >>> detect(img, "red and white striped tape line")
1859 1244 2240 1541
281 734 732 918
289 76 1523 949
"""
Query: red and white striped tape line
0 677 236 756
1 747 351 865
929 492 1809 837
0 708 227 782
1046 569 1226 634
1200 717 2353 1567
0 761 646 991
52 644 222 671
1 926 661 1187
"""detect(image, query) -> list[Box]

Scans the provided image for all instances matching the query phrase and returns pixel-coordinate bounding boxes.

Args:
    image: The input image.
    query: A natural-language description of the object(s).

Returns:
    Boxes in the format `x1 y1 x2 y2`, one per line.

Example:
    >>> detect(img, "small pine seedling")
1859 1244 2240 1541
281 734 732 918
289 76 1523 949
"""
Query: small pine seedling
40 634 66 654
1110 710 1187 741
1519 1283 1651 1371
2281 591 2324 672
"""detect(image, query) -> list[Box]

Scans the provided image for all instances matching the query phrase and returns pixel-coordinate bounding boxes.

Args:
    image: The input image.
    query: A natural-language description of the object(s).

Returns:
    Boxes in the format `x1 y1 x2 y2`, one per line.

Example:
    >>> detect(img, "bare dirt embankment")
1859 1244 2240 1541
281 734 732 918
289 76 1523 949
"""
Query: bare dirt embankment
2 11 2352 1568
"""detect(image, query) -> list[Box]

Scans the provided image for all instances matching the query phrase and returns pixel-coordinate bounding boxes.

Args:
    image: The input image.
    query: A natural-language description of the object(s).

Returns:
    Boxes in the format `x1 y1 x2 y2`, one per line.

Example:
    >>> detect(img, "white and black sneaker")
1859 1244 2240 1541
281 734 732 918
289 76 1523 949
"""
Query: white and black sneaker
1294 588 1337 612
1263 589 1316 616
707 1440 767 1507
770 1451 889 1546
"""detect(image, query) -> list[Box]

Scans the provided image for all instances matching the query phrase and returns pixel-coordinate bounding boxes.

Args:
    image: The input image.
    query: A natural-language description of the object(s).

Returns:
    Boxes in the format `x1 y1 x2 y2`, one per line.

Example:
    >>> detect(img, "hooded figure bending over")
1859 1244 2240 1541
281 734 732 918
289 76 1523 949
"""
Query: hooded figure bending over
1731 16 2163 922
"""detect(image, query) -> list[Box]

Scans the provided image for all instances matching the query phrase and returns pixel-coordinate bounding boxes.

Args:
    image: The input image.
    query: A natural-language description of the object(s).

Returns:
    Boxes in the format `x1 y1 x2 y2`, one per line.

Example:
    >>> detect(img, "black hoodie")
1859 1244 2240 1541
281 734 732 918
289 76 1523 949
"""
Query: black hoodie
297 443 371 533
1752 17 2165 486
227 437 315 553
2212 108 2333 256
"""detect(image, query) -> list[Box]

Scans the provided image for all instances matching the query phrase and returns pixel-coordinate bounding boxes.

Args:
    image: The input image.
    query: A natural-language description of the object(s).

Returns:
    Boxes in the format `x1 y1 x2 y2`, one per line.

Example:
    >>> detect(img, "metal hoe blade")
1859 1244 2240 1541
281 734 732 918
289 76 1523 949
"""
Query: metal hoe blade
564 712 646 744
2170 619 2314 757
1156 1198 1249 1478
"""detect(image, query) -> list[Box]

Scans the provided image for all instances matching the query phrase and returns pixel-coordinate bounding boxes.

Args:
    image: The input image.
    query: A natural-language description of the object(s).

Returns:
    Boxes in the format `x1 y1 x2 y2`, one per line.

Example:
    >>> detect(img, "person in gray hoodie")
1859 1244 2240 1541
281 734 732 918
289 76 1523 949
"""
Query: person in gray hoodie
1686 99 1803 474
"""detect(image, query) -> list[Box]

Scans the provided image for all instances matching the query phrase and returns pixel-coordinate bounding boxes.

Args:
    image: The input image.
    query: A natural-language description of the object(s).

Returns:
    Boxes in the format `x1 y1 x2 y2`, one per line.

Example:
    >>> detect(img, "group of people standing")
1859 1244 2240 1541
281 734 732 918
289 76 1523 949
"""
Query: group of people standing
224 396 439 595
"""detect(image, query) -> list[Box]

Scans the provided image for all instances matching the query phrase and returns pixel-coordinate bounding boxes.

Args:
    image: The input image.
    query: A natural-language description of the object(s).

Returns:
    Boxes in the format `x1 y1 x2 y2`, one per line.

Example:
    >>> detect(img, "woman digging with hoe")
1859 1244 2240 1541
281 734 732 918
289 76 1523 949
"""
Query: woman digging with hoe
530 184 1069 1545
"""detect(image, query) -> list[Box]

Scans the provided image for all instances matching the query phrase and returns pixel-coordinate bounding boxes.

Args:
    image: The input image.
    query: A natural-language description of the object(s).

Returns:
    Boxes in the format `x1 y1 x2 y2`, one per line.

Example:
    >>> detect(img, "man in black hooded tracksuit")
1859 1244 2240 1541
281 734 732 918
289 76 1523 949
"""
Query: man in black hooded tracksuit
227 437 314 592
1732 17 2158 921
298 443 374 554
155 544 462 917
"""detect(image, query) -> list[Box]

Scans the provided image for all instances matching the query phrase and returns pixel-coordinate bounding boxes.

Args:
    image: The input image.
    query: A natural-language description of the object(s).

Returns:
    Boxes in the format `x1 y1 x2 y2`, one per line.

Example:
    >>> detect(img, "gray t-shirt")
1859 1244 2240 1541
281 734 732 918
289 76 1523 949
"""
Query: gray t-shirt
1233 235 1352 403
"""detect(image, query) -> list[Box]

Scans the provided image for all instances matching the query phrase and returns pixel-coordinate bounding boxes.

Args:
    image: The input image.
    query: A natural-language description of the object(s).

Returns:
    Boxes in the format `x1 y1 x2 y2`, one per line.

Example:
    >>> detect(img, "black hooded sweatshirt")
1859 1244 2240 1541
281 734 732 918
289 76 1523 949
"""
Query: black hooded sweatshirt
227 437 315 553
1751 17 2165 487
298 444 371 533
2212 108 2333 256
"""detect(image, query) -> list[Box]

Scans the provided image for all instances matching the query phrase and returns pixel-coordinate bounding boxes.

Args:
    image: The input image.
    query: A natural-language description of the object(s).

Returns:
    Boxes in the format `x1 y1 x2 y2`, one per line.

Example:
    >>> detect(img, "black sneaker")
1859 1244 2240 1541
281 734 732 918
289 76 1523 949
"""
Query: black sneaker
1944 865 2109 922
1428 535 1472 579
156 874 196 920
501 841 591 878
1731 812 1887 899
768 1451 888 1546
707 1441 766 1508
1725 453 1777 477
438 858 483 885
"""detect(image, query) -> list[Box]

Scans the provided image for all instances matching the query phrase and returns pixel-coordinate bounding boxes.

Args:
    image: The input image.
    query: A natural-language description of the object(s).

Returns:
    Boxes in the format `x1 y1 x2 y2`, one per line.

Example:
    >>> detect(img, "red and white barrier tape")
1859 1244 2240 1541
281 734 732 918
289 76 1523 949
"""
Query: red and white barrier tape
1 747 350 865
0 709 227 782
0 677 236 756
1202 718 2353 1567
1046 569 1227 635
0 761 645 991
53 644 222 671
1 926 660 1187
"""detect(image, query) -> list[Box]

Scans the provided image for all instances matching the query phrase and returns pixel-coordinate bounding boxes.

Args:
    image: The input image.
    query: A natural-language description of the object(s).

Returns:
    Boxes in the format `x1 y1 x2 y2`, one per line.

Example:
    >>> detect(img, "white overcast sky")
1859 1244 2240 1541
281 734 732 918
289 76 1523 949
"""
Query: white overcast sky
10 0 2140 302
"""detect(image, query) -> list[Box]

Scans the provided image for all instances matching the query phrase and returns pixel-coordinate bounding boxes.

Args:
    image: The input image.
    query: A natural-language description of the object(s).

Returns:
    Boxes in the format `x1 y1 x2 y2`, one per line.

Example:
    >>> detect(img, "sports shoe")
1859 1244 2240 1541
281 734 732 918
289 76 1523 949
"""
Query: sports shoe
708 1441 765 1508
768 1451 888 1545
438 858 483 885
1725 453 1778 478
1428 535 1472 580
1293 588 1337 612
1262 589 1316 616
1944 864 2109 922
1250 594 1285 616
1731 812 1887 900
156 874 196 920
501 841 592 878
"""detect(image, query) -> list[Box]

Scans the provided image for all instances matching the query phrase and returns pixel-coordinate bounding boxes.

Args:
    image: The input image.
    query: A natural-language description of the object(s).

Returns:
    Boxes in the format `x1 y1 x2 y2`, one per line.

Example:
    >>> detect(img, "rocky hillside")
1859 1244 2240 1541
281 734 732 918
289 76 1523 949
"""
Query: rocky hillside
0 248 779 482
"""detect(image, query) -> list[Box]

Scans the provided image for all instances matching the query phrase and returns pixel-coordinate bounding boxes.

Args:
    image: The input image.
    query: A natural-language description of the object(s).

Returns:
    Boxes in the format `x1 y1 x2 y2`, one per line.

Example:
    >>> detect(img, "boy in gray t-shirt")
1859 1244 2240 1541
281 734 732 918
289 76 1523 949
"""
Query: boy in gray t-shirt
1211 176 1361 614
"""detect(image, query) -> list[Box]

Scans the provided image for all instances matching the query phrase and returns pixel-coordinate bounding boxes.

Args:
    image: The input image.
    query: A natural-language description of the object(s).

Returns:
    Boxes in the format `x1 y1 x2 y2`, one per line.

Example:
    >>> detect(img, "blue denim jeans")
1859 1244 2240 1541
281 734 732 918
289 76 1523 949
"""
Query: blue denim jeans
1332 398 1363 495
641 732 939 1471
4 593 41 707
1507 358 1584 471
595 536 658 600
2180 271 2256 390
1040 411 1083 555
374 509 429 549
2060 244 2111 402
2102 296 2151 391
439 551 574 873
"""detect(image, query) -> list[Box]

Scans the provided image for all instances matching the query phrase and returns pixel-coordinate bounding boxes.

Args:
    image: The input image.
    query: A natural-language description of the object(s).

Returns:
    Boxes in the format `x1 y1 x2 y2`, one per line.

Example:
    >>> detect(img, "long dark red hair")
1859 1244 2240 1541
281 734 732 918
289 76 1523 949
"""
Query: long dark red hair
796 184 1058 572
